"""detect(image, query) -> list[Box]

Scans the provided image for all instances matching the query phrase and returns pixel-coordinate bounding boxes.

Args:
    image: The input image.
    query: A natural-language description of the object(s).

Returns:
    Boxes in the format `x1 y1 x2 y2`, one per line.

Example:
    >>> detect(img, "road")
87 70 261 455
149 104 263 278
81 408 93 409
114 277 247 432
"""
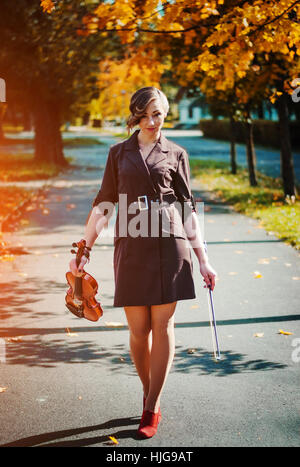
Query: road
0 130 299 448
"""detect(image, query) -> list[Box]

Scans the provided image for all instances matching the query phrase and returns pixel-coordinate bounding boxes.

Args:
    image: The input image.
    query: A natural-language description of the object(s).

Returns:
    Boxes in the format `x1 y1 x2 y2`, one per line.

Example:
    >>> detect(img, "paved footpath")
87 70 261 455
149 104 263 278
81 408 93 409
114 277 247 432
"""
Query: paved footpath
0 140 299 448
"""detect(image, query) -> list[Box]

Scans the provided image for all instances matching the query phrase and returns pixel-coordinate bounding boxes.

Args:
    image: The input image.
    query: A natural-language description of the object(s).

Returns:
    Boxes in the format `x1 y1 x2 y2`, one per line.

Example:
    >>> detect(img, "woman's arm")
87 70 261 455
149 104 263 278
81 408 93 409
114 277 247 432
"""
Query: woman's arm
69 206 109 277
184 211 218 291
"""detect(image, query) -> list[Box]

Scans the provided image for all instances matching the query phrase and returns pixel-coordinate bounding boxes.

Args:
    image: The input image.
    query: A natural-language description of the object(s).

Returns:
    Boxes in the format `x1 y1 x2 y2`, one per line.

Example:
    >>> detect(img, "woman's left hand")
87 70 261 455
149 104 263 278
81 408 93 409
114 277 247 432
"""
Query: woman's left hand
200 261 218 291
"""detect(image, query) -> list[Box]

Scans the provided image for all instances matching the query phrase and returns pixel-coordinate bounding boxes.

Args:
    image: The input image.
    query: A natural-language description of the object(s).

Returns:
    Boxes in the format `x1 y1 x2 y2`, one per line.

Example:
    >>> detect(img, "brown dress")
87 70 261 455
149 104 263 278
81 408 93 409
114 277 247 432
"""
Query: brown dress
92 129 196 307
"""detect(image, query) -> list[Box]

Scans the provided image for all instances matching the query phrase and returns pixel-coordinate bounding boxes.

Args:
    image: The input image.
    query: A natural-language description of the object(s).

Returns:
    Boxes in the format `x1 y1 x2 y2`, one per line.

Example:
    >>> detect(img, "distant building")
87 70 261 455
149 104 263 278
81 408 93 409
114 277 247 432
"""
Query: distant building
177 94 211 126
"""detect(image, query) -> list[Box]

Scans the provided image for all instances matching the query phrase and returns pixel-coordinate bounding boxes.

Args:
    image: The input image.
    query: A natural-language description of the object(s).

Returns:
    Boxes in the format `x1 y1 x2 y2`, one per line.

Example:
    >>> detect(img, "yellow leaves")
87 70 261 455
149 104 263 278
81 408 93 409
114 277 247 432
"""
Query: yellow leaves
0 254 15 262
40 0 55 14
108 436 119 445
65 328 78 337
253 271 263 278
0 387 7 393
278 330 293 336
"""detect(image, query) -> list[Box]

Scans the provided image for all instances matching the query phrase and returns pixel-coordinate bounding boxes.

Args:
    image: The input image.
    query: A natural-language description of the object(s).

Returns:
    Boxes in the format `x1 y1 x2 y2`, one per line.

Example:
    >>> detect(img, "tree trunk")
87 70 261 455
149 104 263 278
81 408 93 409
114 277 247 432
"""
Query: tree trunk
243 118 257 186
33 96 67 166
276 93 298 197
229 115 237 174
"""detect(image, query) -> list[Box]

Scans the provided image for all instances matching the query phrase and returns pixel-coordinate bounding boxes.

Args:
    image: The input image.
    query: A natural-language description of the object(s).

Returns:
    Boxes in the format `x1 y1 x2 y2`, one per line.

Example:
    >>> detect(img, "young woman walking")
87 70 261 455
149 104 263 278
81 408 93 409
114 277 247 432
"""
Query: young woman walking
69 87 217 439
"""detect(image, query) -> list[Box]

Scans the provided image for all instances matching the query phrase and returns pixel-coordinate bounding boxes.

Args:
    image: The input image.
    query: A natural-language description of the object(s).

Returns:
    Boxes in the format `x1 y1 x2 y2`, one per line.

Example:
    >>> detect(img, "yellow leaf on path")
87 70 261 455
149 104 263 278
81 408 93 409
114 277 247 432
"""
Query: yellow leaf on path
0 387 7 393
108 436 119 445
253 333 264 338
278 329 293 336
65 327 78 337
253 271 262 278
5 336 22 342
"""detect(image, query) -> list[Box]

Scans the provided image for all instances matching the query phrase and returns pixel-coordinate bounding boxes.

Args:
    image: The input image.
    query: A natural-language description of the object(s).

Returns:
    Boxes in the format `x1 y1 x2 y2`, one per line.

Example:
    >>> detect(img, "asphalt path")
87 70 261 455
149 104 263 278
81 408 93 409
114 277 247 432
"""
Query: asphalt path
0 131 299 448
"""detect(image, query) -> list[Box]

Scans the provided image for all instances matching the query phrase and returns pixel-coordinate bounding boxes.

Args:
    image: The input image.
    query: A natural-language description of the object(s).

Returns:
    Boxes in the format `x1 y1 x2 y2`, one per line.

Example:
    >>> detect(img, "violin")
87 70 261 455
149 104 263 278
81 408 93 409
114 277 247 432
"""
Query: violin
65 239 103 322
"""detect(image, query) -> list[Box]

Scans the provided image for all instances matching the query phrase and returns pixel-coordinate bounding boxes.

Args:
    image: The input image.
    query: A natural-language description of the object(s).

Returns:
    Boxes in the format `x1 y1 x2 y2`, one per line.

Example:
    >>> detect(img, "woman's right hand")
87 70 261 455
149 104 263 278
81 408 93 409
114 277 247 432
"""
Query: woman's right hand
69 256 88 277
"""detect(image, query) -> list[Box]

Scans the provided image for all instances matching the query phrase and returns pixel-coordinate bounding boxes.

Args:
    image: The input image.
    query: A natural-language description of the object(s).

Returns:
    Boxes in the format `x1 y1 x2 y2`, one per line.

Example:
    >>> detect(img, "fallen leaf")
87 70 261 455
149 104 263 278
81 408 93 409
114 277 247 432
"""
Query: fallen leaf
278 329 293 336
65 327 78 337
0 255 15 262
108 436 119 445
0 387 7 393
253 271 262 278
5 336 22 342
253 333 264 338
258 258 270 264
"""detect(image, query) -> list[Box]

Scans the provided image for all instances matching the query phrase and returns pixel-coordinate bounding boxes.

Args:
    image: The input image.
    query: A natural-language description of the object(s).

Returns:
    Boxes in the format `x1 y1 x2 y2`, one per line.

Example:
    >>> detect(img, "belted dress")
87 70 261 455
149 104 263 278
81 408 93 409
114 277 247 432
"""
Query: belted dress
92 129 196 307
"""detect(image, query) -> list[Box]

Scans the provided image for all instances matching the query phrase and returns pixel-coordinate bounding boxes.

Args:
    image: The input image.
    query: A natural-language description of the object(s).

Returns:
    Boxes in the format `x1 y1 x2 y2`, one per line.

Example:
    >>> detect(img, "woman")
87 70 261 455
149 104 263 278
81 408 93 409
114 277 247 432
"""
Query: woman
69 87 217 439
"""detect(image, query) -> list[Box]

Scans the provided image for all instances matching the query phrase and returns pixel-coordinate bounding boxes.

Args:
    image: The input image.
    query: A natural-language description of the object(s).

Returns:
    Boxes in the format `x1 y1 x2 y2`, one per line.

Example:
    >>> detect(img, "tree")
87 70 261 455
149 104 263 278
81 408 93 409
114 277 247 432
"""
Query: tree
80 0 300 195
0 0 108 165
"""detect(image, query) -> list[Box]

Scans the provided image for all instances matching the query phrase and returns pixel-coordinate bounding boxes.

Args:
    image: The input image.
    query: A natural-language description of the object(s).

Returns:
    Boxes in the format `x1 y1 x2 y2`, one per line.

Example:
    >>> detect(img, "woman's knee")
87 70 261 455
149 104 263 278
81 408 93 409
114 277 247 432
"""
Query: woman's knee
124 305 151 340
150 302 176 336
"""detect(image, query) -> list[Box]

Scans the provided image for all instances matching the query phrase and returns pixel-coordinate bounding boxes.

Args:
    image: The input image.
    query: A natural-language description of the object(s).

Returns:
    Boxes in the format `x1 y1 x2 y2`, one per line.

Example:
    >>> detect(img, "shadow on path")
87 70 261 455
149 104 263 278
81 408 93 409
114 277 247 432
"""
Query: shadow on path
0 416 141 447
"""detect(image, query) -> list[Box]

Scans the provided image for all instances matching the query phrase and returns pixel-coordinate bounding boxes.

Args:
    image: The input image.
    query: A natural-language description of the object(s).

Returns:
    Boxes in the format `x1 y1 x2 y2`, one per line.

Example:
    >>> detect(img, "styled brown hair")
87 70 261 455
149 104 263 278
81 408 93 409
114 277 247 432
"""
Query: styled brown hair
127 87 169 132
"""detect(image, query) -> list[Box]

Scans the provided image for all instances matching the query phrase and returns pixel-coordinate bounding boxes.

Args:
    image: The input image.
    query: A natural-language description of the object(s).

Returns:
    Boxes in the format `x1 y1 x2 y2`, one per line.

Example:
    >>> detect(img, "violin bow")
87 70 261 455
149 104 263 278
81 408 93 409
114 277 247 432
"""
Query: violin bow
204 241 221 361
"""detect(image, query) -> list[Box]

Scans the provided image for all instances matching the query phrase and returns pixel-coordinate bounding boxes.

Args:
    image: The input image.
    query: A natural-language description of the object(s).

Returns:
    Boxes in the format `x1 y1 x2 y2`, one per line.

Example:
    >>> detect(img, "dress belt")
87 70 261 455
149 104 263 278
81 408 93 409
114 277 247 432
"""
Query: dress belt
134 194 176 211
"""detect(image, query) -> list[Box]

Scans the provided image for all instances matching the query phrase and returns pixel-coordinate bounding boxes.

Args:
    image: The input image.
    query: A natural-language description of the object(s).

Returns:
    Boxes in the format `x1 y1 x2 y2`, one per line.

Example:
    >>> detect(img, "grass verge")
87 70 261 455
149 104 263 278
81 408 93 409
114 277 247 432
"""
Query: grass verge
190 159 300 250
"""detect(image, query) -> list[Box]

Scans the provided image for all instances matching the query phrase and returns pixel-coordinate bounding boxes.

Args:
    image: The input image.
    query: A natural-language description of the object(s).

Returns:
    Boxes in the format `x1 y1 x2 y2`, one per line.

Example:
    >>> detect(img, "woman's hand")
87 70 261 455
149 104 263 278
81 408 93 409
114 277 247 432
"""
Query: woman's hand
200 261 218 291
69 256 88 277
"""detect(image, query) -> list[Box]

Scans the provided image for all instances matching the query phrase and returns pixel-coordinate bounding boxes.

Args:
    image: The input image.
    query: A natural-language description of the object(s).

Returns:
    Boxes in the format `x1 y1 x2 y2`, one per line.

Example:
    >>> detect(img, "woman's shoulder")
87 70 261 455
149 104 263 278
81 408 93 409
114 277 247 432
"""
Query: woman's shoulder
162 134 188 157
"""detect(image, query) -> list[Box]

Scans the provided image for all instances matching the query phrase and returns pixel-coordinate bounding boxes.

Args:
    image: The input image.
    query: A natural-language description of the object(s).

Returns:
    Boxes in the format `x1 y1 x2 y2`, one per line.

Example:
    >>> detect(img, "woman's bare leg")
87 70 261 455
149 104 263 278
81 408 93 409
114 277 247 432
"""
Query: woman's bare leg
124 306 152 398
145 301 177 413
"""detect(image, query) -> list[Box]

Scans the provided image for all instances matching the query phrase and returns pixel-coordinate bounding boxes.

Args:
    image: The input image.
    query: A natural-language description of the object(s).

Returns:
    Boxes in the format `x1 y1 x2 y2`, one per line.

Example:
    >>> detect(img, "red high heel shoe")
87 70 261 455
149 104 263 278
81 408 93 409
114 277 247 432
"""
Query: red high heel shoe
137 409 161 439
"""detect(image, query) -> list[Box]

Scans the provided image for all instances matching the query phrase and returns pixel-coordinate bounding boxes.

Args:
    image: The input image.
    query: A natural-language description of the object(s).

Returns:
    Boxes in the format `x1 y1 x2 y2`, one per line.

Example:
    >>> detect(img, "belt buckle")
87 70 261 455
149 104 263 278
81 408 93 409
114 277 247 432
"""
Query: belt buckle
138 195 148 211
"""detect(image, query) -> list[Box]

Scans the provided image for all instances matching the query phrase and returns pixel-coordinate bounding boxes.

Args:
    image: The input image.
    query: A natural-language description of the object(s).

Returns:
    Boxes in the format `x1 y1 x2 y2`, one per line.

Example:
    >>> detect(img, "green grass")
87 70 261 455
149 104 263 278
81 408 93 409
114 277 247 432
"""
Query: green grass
0 152 70 181
1 136 105 147
190 159 300 250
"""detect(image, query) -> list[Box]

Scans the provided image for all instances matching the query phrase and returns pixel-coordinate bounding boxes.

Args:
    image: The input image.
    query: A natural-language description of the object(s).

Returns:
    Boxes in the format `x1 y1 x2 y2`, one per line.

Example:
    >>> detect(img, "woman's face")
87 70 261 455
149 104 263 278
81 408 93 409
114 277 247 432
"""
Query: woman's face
138 98 166 138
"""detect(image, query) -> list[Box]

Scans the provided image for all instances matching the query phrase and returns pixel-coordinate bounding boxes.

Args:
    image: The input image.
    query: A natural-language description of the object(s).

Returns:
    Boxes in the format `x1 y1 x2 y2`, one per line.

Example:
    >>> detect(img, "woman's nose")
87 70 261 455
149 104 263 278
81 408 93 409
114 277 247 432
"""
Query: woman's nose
147 116 155 125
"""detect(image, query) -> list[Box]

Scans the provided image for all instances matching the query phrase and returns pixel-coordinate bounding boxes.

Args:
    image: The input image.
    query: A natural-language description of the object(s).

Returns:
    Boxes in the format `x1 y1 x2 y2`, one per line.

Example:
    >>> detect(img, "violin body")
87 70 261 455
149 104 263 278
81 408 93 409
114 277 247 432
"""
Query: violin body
65 239 103 322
